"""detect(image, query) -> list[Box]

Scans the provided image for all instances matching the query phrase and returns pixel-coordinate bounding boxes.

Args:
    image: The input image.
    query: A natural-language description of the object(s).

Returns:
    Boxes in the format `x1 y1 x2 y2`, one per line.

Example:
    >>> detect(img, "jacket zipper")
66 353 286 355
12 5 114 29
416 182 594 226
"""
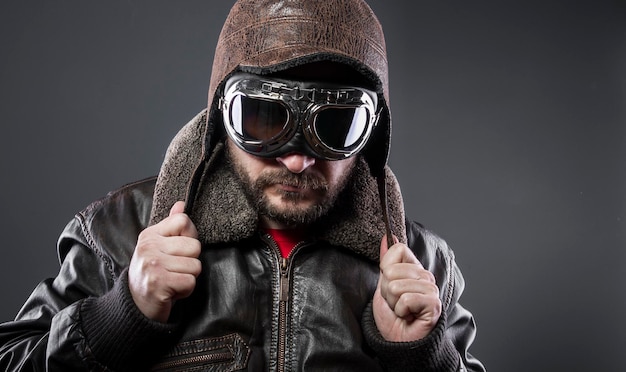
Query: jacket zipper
278 256 290 372
151 350 233 371
262 233 308 372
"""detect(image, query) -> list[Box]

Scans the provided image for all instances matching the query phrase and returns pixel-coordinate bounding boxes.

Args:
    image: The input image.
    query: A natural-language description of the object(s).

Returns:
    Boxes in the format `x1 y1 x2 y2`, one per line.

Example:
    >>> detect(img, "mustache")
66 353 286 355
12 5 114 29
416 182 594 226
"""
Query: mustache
255 169 329 191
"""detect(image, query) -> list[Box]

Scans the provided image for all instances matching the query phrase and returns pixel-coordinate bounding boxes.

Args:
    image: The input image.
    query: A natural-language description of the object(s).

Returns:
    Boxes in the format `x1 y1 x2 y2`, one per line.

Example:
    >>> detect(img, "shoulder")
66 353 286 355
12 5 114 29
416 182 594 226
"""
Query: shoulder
77 177 157 228
58 177 157 271
405 219 456 265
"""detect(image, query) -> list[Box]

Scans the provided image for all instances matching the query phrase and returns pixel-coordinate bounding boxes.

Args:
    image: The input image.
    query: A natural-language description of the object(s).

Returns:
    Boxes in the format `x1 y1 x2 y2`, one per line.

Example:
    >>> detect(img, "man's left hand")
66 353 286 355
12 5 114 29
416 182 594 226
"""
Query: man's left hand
373 235 442 342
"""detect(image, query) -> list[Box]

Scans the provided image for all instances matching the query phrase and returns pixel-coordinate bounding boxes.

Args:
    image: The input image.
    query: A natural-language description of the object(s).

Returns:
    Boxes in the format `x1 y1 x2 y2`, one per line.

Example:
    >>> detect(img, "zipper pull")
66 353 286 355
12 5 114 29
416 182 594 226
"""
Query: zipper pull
279 257 289 302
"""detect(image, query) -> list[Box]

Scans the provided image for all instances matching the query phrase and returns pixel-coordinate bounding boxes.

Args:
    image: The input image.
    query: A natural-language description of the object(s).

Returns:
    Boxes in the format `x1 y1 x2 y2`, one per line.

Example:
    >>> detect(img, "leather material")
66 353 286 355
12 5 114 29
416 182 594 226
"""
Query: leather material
209 0 389 107
0 178 484 371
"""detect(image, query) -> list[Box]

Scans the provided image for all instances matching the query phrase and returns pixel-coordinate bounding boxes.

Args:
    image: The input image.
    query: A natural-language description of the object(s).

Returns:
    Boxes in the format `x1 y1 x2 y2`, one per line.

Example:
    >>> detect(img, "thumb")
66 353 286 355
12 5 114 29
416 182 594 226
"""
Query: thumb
169 201 186 216
379 234 399 261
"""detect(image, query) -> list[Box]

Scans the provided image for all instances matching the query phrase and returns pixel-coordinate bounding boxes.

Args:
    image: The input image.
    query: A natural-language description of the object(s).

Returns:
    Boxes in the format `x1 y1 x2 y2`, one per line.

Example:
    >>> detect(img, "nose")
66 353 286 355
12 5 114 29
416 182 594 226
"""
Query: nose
276 153 316 173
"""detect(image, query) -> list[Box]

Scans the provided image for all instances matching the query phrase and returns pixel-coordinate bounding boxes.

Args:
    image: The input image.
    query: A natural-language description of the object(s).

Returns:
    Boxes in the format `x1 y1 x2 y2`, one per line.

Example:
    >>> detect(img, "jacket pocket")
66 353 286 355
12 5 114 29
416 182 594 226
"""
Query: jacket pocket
151 333 250 371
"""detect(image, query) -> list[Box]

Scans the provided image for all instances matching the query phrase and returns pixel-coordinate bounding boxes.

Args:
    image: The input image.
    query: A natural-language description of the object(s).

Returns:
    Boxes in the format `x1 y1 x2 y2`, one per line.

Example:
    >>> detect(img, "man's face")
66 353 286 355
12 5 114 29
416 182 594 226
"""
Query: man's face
226 140 357 229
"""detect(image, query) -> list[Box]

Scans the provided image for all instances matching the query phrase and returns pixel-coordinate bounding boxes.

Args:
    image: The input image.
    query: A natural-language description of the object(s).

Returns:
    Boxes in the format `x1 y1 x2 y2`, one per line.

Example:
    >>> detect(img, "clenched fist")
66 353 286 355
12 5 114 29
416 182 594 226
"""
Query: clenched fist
373 235 442 342
128 201 202 323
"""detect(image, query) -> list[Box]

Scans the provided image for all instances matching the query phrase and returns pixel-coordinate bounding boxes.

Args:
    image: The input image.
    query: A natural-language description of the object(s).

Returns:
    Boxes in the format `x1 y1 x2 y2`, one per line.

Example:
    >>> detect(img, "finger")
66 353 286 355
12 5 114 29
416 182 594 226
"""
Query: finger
159 236 202 258
383 277 440 304
381 278 434 310
162 255 202 277
393 292 442 321
379 234 399 260
169 201 186 216
144 270 198 302
154 212 199 239
132 242 201 274
380 243 421 270
382 263 436 283
168 273 198 301
136 223 199 257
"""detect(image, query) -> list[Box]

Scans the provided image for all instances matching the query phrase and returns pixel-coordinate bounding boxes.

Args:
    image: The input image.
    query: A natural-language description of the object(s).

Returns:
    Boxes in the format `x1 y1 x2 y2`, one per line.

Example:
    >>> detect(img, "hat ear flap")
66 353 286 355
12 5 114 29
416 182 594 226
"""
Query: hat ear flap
363 106 391 179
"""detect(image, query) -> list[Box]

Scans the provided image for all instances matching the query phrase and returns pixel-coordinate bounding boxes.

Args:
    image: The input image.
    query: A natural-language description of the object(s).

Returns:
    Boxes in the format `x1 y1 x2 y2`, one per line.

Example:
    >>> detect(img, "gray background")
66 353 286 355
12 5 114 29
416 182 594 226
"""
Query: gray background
1 1 624 371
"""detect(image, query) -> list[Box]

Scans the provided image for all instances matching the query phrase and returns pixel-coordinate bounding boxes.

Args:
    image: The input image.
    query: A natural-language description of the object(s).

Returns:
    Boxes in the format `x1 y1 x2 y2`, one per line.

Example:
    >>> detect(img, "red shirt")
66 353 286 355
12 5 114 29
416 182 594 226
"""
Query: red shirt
264 228 306 258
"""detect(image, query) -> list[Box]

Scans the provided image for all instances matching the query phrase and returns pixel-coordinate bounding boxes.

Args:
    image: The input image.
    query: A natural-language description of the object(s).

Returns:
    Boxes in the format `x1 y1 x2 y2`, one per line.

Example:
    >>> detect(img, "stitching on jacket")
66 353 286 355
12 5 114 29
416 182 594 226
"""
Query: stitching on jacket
443 248 456 310
431 237 456 311
413 223 457 311
73 176 157 285
75 212 117 285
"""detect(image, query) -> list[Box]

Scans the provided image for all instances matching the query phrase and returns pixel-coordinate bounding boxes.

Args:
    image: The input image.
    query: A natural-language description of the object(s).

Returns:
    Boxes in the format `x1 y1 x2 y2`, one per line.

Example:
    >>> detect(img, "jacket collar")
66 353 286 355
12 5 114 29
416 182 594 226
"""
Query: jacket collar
150 110 406 262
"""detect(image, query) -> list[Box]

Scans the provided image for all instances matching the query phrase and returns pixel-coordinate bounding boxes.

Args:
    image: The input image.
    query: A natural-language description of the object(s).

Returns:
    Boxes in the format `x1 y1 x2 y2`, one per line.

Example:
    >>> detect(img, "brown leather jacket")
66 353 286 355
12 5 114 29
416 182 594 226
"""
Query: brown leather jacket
0 140 484 371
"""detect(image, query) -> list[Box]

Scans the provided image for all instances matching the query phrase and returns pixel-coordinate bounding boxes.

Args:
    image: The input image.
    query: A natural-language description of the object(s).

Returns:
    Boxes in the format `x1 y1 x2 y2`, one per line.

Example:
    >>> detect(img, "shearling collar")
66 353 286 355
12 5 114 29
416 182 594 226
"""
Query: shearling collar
149 111 406 262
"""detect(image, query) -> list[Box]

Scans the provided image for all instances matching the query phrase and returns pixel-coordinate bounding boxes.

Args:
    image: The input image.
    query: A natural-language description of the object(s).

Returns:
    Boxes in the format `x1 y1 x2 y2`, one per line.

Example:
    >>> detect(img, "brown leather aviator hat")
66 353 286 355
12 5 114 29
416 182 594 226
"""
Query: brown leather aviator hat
150 0 403 251
205 0 392 176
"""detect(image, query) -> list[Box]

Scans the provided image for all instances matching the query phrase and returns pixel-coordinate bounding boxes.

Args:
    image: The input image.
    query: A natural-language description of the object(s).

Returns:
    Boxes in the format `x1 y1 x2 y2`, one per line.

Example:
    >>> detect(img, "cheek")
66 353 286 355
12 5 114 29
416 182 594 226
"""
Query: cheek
227 141 274 180
324 158 357 185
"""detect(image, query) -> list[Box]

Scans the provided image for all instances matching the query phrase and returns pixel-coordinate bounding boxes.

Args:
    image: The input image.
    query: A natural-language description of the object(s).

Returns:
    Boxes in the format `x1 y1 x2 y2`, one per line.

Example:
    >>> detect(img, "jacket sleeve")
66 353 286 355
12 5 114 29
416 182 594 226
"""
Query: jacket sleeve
361 221 485 371
0 215 177 372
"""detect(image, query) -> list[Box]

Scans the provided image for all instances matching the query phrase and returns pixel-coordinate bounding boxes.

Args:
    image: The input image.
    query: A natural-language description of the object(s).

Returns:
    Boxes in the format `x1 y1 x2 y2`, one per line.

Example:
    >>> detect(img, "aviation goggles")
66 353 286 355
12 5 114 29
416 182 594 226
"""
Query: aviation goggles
220 73 379 160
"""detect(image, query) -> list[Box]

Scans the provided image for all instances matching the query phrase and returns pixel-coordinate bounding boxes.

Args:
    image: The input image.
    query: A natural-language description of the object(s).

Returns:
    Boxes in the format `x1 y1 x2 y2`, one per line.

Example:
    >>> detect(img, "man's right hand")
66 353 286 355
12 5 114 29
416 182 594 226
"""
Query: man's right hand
128 201 202 323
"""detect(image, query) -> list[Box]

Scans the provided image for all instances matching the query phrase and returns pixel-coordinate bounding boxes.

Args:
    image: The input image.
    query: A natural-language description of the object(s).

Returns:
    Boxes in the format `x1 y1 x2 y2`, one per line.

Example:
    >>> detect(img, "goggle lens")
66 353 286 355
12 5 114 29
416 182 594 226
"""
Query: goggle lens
313 106 369 150
230 95 289 141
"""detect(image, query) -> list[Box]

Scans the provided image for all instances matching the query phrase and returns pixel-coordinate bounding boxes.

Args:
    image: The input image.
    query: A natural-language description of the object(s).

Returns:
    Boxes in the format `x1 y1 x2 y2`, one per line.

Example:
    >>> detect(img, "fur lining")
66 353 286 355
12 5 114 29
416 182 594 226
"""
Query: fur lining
150 111 406 262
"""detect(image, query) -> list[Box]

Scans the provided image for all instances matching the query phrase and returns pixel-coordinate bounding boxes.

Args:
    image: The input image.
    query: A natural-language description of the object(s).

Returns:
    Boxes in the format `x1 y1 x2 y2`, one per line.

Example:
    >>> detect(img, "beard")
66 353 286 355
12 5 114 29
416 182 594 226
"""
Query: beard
226 148 355 227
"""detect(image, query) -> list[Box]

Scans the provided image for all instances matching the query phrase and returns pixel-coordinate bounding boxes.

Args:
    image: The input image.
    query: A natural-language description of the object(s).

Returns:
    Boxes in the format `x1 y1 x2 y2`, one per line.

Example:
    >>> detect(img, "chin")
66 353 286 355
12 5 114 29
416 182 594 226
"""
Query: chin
272 199 316 214
264 199 325 225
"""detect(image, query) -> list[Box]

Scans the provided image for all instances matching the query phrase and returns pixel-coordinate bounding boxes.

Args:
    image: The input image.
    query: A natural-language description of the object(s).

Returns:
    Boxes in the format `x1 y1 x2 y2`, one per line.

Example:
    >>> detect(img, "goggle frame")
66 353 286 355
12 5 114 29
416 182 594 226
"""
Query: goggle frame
220 74 380 160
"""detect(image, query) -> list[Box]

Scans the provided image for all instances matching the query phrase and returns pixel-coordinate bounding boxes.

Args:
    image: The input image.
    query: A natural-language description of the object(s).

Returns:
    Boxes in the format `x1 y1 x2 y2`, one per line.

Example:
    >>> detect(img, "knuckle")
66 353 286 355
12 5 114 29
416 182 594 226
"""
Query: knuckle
145 270 163 289
434 297 442 312
192 259 203 276
394 294 412 315
190 240 202 256
183 274 197 288
425 294 442 316
384 265 398 279
133 259 164 287
395 293 409 307
427 282 440 297
387 280 403 296
135 236 160 255
146 257 161 269
172 213 192 229
422 270 436 284
175 275 197 299
155 290 173 304
137 228 150 242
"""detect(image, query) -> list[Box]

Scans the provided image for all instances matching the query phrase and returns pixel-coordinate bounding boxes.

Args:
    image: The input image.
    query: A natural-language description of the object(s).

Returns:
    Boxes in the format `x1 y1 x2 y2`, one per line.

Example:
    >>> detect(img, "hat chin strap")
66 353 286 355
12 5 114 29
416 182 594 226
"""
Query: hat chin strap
184 113 217 216
376 172 395 248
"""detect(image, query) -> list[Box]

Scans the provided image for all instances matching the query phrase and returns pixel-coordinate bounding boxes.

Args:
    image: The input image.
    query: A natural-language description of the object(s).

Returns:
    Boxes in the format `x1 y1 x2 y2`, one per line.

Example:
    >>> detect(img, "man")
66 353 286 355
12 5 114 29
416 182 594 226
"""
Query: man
0 0 484 370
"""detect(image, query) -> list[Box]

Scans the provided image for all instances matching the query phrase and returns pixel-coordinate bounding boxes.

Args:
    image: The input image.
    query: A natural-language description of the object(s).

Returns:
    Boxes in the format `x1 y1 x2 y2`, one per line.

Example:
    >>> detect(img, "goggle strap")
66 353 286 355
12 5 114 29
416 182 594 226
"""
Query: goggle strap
246 79 369 105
